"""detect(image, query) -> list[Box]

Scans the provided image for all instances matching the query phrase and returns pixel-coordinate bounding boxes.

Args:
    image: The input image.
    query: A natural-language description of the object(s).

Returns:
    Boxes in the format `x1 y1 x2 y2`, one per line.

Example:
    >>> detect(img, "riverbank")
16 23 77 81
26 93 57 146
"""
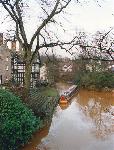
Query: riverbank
74 71 114 91
21 126 49 150
27 86 59 120
0 85 59 150
21 86 59 150
81 86 114 92
21 89 114 150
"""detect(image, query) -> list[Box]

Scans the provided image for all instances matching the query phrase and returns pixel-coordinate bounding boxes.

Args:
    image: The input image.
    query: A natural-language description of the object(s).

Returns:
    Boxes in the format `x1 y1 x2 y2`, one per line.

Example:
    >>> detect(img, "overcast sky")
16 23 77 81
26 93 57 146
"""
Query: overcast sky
70 0 114 33
0 0 114 58
0 0 114 33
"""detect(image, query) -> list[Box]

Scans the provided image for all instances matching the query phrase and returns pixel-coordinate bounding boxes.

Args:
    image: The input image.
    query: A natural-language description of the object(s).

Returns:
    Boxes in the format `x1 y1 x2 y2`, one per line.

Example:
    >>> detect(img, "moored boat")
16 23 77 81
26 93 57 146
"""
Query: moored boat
59 85 78 104
59 95 68 104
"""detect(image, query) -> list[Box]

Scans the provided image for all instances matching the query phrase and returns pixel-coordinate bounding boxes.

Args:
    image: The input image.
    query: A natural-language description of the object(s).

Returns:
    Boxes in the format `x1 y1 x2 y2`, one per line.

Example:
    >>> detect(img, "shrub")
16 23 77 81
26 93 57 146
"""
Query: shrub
74 71 114 90
0 89 41 150
95 72 114 89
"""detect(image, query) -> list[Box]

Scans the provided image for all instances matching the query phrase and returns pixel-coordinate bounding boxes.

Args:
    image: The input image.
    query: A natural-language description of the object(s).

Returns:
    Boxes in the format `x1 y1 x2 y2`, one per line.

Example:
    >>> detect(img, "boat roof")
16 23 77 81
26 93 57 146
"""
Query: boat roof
61 85 78 96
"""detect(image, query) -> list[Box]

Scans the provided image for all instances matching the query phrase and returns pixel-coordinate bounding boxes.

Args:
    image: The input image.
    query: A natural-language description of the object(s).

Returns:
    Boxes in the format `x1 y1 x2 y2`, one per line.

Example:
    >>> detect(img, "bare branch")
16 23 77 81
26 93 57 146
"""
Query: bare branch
0 1 17 22
99 28 113 50
55 0 71 15
0 0 28 45
15 1 28 44
16 23 23 46
30 0 61 48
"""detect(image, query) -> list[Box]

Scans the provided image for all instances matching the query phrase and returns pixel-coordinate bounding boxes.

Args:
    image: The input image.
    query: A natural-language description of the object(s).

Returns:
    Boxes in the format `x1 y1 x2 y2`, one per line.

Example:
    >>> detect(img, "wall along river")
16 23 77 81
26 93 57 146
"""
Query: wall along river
22 84 114 150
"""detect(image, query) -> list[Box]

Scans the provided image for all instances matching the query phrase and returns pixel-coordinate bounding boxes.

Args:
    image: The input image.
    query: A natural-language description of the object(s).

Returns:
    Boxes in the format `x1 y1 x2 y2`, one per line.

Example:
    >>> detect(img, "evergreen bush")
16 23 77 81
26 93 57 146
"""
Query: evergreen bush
75 71 114 90
0 89 41 150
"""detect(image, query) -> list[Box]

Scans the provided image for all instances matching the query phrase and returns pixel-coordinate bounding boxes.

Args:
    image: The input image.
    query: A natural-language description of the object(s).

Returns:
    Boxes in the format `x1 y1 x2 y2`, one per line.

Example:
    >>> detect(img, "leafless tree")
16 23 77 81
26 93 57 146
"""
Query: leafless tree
78 29 114 61
94 29 114 60
0 0 80 97
1 0 112 98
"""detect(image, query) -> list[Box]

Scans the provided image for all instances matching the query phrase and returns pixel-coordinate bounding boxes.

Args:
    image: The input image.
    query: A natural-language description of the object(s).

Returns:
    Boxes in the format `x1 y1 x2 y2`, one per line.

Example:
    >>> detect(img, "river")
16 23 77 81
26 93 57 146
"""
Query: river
22 84 114 150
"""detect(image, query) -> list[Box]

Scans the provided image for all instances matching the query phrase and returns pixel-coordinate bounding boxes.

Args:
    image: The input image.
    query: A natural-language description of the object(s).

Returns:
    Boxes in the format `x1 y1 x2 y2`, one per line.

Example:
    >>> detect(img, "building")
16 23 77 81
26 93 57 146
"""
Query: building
108 65 114 72
40 64 48 81
0 33 3 46
0 35 11 84
62 64 72 72
85 59 114 72
11 52 40 87
10 39 40 87
0 33 40 87
58 59 76 82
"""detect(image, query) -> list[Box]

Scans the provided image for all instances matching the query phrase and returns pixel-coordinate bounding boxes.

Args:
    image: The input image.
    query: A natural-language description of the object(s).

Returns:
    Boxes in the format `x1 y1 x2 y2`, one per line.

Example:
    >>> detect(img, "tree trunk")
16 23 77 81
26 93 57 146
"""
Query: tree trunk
23 49 32 100
24 62 32 99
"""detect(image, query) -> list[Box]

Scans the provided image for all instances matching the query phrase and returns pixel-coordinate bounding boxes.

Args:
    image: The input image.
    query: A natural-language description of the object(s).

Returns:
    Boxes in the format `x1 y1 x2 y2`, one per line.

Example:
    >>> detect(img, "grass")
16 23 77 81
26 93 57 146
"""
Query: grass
39 86 58 97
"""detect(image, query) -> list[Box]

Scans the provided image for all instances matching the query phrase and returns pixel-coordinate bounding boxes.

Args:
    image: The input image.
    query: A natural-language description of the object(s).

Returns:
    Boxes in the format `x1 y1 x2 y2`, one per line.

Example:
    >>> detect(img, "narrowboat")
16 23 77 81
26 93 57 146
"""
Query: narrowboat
59 85 78 104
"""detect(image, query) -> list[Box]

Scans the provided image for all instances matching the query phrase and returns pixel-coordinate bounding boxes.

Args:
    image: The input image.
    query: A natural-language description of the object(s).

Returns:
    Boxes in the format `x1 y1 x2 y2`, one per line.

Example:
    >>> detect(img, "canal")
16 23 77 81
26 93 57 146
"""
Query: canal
22 85 114 150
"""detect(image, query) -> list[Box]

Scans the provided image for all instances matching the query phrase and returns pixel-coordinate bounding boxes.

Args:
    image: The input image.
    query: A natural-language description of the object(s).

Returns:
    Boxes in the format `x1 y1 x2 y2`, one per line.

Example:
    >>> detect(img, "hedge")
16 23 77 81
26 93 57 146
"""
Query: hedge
0 89 42 150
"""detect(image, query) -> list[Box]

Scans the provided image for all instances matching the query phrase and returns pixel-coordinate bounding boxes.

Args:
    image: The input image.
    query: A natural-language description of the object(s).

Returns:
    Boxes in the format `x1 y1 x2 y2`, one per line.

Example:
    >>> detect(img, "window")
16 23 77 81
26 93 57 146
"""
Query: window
6 57 8 61
14 65 17 69
6 76 8 81
0 75 2 84
6 66 9 71
32 64 39 72
17 64 25 72
35 65 39 72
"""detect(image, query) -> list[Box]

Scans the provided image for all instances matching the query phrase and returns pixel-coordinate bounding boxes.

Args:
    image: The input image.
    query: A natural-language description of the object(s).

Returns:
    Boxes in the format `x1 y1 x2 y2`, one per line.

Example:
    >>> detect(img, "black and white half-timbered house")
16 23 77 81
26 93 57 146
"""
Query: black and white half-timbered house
11 52 40 87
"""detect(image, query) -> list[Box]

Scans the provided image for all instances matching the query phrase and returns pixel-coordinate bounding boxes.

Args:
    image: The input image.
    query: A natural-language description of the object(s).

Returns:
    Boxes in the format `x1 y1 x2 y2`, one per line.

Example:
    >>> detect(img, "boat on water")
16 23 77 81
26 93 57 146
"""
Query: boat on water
59 85 78 104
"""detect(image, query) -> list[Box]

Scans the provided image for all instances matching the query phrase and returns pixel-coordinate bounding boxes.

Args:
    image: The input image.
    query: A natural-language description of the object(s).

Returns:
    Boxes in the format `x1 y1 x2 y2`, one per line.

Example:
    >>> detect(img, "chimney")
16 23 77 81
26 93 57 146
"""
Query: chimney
16 41 22 51
0 33 3 46
11 40 16 50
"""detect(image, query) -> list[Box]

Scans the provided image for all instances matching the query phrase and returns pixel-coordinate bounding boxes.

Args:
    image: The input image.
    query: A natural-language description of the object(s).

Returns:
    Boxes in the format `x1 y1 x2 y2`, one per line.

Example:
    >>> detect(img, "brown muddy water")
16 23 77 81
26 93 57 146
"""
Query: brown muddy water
22 85 114 150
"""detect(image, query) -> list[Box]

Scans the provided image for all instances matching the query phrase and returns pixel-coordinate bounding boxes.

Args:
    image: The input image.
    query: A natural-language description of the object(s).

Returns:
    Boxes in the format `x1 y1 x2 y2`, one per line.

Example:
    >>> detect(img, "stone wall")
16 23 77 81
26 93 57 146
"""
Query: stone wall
0 44 11 84
0 33 3 46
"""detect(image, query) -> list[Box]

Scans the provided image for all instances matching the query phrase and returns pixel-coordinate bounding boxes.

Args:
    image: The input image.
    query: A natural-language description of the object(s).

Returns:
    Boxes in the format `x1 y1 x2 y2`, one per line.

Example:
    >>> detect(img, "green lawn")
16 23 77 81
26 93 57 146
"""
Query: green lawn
40 86 58 97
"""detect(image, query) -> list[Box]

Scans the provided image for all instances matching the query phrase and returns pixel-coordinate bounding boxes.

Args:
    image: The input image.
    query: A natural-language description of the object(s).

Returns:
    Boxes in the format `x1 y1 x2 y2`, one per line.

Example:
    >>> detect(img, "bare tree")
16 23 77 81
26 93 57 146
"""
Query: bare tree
78 29 114 61
94 29 114 60
0 0 80 97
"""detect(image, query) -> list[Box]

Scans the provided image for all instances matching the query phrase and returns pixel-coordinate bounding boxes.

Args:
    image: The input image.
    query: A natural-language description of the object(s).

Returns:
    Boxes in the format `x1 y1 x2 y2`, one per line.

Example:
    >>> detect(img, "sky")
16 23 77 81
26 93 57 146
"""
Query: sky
0 0 114 58
68 0 114 33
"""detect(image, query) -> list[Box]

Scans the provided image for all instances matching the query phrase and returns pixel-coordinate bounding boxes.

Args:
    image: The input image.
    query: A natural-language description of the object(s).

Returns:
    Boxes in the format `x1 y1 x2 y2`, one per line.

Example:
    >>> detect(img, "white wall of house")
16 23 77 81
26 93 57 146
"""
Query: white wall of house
62 65 72 72
7 41 20 51
86 64 92 72
40 64 48 81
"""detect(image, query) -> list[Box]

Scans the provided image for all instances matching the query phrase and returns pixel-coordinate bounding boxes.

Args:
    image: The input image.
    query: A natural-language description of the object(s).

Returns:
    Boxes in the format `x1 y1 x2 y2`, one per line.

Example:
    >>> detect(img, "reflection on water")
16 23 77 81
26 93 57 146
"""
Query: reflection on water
21 127 49 150
38 90 114 150
76 90 114 139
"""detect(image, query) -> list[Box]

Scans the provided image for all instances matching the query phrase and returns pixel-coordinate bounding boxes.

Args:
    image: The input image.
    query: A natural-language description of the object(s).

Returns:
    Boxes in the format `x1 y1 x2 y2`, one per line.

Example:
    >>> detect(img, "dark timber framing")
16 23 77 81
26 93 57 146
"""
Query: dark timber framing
11 53 39 87
0 75 2 85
